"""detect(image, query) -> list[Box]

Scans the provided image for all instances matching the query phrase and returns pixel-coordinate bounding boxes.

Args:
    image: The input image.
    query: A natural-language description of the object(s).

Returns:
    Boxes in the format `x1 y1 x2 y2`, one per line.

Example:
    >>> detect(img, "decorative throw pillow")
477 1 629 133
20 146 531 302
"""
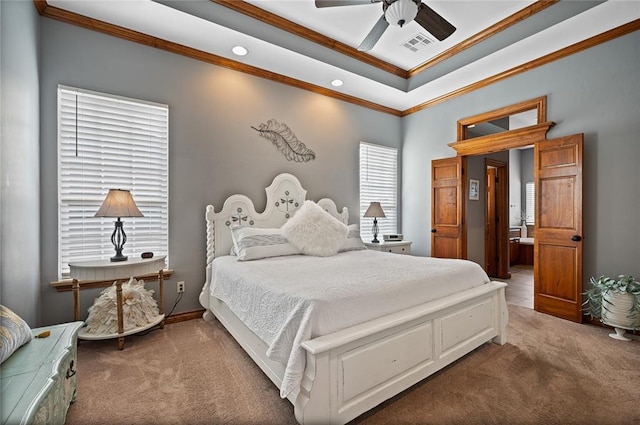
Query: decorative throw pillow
281 200 348 257
0 304 33 363
230 225 301 261
339 224 367 252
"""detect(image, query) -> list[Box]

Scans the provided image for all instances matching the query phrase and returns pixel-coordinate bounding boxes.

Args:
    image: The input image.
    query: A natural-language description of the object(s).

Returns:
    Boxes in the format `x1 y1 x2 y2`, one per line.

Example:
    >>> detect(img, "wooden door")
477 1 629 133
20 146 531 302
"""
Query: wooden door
485 167 497 276
485 158 511 279
431 157 466 259
534 134 583 322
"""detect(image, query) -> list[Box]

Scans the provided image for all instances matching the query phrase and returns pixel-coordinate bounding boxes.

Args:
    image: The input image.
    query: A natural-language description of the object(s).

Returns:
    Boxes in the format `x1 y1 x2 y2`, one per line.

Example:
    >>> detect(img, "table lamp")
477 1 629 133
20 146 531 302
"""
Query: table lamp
94 189 143 262
363 201 386 243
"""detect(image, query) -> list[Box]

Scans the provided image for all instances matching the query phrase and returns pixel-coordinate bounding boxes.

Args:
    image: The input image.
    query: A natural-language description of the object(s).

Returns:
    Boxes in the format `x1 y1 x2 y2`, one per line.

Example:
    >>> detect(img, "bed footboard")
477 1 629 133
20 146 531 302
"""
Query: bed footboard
203 279 507 424
294 282 507 425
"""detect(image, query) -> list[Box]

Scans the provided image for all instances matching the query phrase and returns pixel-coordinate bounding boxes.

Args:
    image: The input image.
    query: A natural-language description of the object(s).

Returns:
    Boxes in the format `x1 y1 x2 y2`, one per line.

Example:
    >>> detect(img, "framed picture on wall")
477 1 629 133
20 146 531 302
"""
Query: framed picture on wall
469 179 479 200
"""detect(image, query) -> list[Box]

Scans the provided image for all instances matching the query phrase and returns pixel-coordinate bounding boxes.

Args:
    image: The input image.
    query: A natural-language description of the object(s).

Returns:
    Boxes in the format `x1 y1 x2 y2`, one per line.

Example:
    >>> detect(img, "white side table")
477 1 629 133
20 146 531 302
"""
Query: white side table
69 256 167 350
364 241 412 255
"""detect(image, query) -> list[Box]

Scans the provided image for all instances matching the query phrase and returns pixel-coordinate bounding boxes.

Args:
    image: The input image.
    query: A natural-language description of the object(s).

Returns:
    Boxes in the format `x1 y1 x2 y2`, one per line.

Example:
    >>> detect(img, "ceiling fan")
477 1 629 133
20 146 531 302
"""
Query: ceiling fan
315 0 456 51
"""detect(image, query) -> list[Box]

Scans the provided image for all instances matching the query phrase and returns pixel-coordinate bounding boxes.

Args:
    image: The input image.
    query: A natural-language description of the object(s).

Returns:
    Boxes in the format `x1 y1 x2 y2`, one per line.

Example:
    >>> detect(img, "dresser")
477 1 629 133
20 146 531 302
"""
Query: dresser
1 322 83 425
364 240 412 255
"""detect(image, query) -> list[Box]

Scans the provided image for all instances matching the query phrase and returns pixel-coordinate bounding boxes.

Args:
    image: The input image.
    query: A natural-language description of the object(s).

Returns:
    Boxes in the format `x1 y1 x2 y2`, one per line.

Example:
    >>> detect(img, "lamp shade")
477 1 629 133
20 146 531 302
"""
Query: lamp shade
363 201 386 218
385 0 418 27
94 189 144 218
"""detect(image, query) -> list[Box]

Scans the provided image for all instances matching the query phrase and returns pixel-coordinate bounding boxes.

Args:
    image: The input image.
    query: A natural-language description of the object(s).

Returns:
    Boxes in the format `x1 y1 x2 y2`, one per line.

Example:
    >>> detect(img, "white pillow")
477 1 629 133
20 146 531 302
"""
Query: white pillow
230 226 300 261
339 224 367 252
281 200 348 257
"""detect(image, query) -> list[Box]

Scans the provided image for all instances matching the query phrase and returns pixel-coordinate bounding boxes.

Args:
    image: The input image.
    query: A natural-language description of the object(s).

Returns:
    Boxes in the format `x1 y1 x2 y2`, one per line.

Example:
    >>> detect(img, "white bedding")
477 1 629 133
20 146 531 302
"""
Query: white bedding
209 249 490 398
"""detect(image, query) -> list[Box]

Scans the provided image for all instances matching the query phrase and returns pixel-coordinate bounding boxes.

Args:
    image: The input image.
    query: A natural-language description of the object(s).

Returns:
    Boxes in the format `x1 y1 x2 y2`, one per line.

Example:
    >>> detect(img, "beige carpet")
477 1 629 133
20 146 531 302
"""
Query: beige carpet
65 305 640 425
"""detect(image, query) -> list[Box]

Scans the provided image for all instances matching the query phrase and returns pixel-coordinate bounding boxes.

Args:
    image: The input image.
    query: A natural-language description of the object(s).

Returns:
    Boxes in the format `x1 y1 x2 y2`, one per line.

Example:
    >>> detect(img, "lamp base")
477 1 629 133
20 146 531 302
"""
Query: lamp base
110 218 128 262
371 218 380 243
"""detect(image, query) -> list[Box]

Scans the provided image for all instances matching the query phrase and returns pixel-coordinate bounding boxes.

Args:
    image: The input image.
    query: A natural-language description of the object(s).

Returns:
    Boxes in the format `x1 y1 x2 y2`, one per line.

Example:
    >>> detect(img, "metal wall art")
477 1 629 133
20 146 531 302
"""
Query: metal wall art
251 119 316 162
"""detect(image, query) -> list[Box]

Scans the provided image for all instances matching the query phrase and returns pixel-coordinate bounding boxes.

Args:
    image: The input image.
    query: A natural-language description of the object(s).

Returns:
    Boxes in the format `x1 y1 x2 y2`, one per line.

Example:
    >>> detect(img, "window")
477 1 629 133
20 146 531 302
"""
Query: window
58 86 169 277
359 142 398 242
525 182 535 225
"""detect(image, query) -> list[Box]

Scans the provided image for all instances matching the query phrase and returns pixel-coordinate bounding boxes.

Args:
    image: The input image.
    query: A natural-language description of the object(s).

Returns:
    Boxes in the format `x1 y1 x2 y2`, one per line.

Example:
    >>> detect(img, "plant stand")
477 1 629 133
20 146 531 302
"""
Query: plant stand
602 291 639 342
609 327 633 342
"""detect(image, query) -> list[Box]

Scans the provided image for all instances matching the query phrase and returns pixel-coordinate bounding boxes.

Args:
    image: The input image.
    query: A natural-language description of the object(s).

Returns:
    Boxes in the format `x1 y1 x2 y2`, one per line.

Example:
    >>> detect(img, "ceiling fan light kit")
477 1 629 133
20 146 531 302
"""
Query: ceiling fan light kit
384 0 418 27
316 0 455 52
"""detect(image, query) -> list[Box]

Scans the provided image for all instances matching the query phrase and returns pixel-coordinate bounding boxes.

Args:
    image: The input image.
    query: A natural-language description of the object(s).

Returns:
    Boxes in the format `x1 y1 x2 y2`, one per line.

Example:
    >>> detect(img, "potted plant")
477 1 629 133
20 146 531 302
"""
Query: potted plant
583 274 640 341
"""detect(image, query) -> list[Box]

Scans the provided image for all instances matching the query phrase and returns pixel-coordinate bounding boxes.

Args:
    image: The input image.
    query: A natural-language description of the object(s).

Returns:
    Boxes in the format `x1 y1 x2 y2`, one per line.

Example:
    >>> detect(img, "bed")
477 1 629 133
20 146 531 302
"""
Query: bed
199 173 508 425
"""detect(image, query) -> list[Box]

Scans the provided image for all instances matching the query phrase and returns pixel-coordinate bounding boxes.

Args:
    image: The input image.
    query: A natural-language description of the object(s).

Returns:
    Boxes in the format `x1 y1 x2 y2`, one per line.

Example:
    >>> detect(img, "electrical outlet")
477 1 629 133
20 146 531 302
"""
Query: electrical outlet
177 281 185 293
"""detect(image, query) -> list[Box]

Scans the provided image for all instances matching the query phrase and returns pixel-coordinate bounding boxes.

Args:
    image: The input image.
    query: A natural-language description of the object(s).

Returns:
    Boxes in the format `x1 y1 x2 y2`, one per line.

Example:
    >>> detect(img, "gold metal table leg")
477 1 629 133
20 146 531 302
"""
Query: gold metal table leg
158 269 165 329
116 280 125 350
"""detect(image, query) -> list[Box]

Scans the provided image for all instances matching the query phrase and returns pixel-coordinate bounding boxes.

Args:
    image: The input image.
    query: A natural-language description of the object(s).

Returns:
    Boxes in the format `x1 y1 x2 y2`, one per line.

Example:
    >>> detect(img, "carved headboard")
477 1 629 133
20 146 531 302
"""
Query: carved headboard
205 173 349 267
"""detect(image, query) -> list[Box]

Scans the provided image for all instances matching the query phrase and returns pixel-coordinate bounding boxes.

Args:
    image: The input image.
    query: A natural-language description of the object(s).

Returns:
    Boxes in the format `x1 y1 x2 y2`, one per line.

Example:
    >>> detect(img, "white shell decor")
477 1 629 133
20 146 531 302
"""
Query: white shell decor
84 277 160 335
602 291 640 341
251 119 316 162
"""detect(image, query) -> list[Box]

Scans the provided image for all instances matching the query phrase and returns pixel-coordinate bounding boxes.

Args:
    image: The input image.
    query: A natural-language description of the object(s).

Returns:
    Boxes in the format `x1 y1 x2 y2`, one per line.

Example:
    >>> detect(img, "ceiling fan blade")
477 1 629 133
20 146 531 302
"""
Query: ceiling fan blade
315 0 380 8
357 15 389 52
414 2 456 41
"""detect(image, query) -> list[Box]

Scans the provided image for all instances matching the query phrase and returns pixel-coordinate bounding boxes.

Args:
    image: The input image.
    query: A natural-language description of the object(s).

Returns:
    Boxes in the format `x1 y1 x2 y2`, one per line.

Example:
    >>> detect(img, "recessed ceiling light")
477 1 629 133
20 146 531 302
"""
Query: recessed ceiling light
232 46 248 56
331 79 343 87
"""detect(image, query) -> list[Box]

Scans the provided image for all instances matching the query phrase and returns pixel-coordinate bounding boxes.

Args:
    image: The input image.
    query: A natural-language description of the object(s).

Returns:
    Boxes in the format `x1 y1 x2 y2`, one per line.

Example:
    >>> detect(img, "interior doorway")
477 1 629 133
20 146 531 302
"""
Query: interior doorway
484 159 509 280
503 148 534 309
483 152 534 308
436 97 584 322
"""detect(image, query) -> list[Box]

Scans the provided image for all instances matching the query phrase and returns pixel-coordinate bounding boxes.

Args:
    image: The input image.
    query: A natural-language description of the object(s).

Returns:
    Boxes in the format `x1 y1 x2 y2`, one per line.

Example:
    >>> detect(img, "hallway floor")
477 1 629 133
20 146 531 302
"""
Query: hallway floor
497 265 533 308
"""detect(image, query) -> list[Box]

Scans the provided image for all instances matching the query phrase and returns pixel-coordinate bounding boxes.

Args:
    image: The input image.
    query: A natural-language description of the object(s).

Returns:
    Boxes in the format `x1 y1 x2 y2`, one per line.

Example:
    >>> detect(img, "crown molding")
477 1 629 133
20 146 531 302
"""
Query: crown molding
33 0 402 116
403 19 640 116
211 0 408 78
34 1 640 117
407 0 558 77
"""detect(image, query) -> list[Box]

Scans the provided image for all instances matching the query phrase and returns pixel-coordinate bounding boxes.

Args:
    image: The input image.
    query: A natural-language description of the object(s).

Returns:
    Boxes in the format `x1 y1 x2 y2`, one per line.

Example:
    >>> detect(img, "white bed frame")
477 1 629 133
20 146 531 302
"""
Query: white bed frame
199 173 508 425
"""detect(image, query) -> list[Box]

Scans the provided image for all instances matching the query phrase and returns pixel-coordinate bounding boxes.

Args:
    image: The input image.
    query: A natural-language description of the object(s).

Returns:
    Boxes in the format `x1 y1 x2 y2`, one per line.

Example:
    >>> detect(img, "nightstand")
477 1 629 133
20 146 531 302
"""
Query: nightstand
364 241 412 255
68 256 167 350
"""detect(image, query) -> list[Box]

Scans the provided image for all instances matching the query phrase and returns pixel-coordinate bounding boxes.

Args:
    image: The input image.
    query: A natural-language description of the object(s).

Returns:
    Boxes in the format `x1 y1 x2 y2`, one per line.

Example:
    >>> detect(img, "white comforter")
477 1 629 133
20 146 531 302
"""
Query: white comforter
209 250 490 398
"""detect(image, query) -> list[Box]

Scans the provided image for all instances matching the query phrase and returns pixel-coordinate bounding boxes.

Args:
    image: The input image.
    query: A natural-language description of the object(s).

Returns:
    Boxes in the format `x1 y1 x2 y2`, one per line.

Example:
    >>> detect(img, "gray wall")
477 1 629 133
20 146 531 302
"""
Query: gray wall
37 18 401 326
403 31 640 282
0 0 41 325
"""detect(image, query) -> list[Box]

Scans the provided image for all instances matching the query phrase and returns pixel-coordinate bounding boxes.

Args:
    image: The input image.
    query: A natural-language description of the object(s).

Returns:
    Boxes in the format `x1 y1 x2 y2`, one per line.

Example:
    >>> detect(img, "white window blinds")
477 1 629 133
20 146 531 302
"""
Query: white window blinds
359 142 398 242
525 182 535 225
58 85 169 277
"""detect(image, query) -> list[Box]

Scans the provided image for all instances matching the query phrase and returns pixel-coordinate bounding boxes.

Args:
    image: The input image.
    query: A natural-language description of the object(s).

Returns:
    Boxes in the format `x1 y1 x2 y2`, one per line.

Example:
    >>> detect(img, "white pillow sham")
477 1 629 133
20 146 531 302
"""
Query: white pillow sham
230 225 300 261
281 200 348 257
339 224 367 252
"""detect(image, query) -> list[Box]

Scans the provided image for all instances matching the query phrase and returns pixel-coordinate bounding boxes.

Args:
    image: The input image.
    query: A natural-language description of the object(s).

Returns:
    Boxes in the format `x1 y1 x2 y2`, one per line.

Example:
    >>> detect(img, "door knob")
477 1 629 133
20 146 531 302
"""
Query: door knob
431 229 436 233
571 235 582 242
